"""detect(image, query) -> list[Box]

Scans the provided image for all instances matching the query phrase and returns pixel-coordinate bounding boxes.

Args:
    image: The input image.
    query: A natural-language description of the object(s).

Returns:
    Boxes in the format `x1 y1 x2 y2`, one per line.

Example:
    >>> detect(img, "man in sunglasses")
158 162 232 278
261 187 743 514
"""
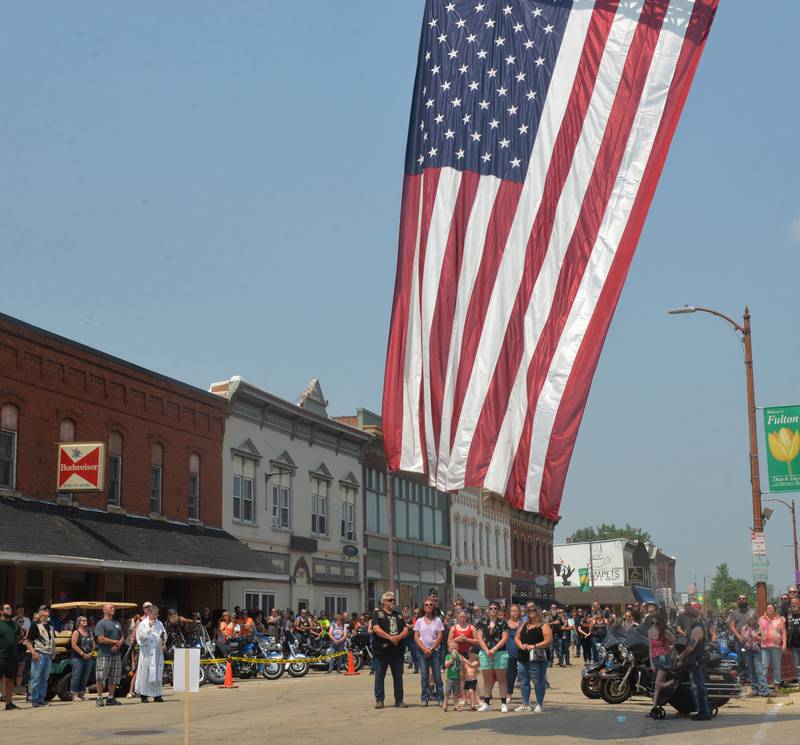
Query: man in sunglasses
371 592 408 709
0 603 22 710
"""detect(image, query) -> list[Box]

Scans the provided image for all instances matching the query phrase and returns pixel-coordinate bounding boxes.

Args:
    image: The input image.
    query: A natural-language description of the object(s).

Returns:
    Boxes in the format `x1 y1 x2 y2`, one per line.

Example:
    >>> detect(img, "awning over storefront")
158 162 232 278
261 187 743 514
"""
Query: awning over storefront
555 585 643 607
454 588 489 607
0 495 288 581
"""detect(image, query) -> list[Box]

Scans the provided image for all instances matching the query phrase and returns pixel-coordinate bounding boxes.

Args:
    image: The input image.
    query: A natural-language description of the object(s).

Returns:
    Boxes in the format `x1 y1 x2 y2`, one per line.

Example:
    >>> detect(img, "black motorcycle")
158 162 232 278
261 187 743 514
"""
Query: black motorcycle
580 631 628 700
598 625 740 715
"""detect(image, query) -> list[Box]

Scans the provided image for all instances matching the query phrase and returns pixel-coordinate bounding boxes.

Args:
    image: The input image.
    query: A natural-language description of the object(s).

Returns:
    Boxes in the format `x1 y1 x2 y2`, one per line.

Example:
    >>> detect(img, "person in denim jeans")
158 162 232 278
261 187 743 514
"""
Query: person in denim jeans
25 606 55 708
325 614 348 674
402 607 418 673
676 607 710 721
785 596 800 682
413 599 445 705
514 606 552 713
371 593 408 708
759 604 787 689
69 616 95 701
741 614 768 696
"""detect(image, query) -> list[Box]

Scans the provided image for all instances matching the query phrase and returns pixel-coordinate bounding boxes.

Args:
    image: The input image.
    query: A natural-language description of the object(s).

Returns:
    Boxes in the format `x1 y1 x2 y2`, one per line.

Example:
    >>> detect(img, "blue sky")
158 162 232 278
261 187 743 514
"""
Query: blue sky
2 1 798 593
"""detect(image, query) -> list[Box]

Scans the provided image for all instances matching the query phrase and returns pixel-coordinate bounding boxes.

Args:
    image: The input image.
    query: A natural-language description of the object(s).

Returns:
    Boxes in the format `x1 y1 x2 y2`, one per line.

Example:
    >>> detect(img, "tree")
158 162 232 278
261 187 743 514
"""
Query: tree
708 563 753 611
567 523 652 544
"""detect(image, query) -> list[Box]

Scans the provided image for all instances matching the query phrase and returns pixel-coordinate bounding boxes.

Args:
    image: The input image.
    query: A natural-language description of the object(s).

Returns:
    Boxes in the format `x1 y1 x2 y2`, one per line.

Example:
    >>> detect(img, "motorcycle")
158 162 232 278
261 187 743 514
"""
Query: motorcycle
226 635 263 679
598 625 740 715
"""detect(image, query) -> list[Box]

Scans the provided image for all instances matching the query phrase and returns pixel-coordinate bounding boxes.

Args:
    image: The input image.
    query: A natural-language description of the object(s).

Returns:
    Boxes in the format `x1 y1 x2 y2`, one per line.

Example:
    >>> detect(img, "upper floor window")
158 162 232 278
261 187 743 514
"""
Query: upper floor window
470 522 477 562
453 519 460 560
485 525 492 568
188 453 200 521
150 443 163 514
340 484 357 542
107 431 123 507
478 523 484 564
271 469 291 529
0 403 19 490
233 455 255 523
495 529 501 568
504 531 509 570
311 476 328 536
59 418 76 443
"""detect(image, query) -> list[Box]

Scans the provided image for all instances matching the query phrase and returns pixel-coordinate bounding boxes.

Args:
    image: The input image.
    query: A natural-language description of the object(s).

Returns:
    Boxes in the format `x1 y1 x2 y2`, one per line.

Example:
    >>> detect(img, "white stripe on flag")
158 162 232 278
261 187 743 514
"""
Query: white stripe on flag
522 0 695 510
447 0 637 490
420 167 462 476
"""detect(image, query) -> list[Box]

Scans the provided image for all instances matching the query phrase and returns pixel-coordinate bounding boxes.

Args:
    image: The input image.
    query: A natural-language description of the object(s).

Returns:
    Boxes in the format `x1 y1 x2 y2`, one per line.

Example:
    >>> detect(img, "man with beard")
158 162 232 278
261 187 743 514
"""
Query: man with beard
728 594 756 679
0 603 22 710
676 606 711 721
371 592 408 708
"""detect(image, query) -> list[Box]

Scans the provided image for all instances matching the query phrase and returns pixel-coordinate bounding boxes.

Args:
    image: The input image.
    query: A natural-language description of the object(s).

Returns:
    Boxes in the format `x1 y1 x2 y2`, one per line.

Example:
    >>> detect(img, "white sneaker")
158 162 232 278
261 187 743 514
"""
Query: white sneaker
534 705 543 713
500 702 509 713
515 704 531 712
477 702 490 712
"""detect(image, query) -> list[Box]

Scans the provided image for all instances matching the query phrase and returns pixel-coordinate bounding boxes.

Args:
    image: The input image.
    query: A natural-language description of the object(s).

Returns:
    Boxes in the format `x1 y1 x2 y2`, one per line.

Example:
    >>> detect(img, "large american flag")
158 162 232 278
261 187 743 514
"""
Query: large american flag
383 0 717 519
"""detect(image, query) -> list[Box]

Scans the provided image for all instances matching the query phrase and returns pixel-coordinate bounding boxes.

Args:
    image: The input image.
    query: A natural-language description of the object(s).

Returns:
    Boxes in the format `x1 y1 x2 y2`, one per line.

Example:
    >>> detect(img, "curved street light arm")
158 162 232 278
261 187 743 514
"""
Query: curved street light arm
692 307 746 335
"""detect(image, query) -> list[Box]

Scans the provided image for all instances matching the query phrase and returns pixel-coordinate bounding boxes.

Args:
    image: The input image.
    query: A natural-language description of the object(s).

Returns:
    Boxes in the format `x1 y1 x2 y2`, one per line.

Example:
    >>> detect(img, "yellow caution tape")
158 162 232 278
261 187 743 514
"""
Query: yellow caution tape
164 649 349 666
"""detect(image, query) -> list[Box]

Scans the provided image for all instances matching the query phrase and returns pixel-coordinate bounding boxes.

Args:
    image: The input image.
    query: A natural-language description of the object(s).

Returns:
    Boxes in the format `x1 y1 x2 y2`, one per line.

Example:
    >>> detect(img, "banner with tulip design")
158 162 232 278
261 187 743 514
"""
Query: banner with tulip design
763 405 800 493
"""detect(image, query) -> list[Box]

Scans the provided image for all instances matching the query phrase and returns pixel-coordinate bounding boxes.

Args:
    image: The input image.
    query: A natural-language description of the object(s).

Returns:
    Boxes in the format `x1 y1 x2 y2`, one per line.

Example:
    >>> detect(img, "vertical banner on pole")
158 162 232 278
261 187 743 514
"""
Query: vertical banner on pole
763 406 800 492
174 648 200 745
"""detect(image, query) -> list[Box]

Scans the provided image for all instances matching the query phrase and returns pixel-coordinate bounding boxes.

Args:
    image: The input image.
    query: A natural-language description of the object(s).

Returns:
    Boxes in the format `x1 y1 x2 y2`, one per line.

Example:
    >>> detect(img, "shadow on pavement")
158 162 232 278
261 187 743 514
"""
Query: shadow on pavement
438 705 800 739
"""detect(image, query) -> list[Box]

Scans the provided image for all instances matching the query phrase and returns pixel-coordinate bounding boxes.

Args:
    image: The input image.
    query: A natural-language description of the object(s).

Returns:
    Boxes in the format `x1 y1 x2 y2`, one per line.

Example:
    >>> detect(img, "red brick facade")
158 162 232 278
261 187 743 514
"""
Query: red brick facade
511 513 555 602
0 314 225 526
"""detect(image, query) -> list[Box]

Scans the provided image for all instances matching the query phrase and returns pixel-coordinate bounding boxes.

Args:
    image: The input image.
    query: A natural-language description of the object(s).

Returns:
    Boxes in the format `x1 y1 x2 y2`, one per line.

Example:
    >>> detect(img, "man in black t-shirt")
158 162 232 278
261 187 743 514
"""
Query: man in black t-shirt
0 603 21 710
371 591 408 709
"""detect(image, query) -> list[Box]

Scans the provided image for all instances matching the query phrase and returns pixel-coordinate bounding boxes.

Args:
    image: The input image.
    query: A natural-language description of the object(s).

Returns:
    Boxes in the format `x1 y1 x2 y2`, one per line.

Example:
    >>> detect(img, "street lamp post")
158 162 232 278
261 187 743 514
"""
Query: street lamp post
764 497 799 574
669 305 767 614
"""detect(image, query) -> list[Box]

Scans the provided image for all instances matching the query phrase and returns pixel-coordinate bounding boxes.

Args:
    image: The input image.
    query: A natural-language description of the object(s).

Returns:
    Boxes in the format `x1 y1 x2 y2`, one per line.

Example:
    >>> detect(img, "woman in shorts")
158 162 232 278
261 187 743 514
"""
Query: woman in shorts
648 609 675 715
476 602 510 712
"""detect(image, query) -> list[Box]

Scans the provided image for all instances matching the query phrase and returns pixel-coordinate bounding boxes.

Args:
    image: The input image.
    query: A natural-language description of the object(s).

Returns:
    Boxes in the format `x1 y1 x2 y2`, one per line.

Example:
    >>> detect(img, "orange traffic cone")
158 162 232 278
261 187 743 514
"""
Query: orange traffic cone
218 660 239 689
343 650 359 676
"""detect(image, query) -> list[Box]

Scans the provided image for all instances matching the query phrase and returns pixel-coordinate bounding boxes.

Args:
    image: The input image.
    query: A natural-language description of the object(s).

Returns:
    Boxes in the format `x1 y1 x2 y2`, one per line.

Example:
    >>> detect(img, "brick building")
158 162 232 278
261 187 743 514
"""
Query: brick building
0 313 286 611
511 511 556 605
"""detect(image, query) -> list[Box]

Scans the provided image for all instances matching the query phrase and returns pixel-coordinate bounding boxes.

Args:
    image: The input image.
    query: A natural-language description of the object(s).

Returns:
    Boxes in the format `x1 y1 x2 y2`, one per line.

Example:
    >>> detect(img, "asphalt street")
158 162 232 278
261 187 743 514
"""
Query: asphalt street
3 664 798 744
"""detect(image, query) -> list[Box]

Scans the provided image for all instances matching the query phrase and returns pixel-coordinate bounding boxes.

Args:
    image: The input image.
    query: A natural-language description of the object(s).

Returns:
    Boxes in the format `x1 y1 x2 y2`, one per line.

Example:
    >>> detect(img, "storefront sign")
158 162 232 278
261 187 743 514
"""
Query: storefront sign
554 542 625 587
626 566 644 584
57 443 105 491
763 405 800 493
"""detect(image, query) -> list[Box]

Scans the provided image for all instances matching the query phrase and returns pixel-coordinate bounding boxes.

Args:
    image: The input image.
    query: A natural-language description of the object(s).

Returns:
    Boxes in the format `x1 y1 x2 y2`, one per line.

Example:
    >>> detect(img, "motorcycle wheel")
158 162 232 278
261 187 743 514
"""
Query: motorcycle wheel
600 677 632 704
262 657 285 681
580 675 601 699
287 661 309 678
206 663 227 685
198 663 207 686
55 671 73 702
351 651 365 672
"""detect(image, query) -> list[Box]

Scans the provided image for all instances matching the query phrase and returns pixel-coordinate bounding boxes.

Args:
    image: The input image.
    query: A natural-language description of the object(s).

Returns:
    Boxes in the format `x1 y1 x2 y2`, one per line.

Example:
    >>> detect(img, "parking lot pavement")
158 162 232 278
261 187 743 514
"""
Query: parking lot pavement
3 665 799 744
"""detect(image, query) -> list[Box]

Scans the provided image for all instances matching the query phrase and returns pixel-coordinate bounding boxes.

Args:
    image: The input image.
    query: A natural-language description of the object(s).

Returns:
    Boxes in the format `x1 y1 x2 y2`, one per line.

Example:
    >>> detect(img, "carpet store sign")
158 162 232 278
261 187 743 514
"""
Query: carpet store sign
57 443 105 491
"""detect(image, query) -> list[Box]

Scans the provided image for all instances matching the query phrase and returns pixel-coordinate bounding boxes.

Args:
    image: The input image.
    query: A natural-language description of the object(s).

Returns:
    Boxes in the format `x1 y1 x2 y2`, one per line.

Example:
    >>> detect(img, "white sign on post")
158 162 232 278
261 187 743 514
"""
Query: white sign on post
173 648 201 693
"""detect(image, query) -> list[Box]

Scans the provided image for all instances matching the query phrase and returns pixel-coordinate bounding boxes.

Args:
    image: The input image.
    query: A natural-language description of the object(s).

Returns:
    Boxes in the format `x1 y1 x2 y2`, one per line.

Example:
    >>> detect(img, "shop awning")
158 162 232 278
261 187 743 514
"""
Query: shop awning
453 588 489 607
555 585 642 607
0 495 288 581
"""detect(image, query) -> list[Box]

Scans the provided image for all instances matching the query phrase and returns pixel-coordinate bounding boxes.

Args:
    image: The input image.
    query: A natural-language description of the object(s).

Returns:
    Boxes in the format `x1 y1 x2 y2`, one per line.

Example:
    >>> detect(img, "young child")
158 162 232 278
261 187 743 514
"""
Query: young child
462 649 480 711
443 641 463 712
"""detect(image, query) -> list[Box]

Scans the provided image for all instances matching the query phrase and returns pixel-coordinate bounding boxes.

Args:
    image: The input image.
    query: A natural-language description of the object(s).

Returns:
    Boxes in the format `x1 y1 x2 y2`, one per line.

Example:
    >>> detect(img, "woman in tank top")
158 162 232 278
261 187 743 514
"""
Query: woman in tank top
449 610 478 656
514 606 552 713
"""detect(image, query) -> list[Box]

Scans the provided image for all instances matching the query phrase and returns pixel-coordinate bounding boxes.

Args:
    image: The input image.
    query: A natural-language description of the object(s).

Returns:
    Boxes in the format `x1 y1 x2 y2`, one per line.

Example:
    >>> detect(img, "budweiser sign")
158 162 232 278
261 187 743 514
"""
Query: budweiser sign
57 443 106 491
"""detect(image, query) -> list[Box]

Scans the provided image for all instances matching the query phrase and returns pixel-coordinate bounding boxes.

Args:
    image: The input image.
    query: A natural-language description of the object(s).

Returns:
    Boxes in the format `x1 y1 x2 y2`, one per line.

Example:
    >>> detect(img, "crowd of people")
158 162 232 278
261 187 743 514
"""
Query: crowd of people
1 584 798 717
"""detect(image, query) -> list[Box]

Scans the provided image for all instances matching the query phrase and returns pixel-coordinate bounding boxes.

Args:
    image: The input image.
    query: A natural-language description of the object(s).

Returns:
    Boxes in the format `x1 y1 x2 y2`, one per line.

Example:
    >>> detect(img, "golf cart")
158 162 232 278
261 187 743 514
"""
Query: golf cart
48 601 138 701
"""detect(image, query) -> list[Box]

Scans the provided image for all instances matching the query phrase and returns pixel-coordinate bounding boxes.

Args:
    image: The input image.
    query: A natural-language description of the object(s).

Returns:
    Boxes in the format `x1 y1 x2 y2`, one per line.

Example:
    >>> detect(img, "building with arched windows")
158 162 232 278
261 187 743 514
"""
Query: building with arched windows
451 488 512 607
0 312 279 611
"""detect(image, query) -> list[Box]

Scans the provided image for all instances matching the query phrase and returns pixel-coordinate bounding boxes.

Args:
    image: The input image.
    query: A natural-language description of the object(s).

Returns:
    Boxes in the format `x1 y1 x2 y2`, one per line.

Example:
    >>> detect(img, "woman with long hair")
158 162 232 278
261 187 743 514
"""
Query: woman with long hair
505 605 522 700
648 609 675 715
759 603 787 689
476 602 510 712
577 611 593 665
514 606 552 713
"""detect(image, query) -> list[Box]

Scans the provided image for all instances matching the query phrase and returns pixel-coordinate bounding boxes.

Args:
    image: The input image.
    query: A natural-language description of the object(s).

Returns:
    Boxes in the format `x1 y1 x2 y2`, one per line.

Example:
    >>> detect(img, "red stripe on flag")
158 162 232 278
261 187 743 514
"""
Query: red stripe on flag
428 170 481 465
501 0 667 507
382 173 422 470
462 0 620 485
535 0 719 520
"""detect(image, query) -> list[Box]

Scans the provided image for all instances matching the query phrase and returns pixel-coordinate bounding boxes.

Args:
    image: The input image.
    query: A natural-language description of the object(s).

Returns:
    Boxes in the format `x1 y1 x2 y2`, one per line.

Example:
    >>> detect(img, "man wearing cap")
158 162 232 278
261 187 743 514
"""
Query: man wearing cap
25 605 55 707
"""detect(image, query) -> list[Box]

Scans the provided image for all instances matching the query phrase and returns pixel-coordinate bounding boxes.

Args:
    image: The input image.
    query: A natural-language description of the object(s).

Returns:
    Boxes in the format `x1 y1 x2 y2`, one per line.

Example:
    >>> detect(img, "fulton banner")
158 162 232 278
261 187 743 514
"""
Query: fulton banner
763 406 800 493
